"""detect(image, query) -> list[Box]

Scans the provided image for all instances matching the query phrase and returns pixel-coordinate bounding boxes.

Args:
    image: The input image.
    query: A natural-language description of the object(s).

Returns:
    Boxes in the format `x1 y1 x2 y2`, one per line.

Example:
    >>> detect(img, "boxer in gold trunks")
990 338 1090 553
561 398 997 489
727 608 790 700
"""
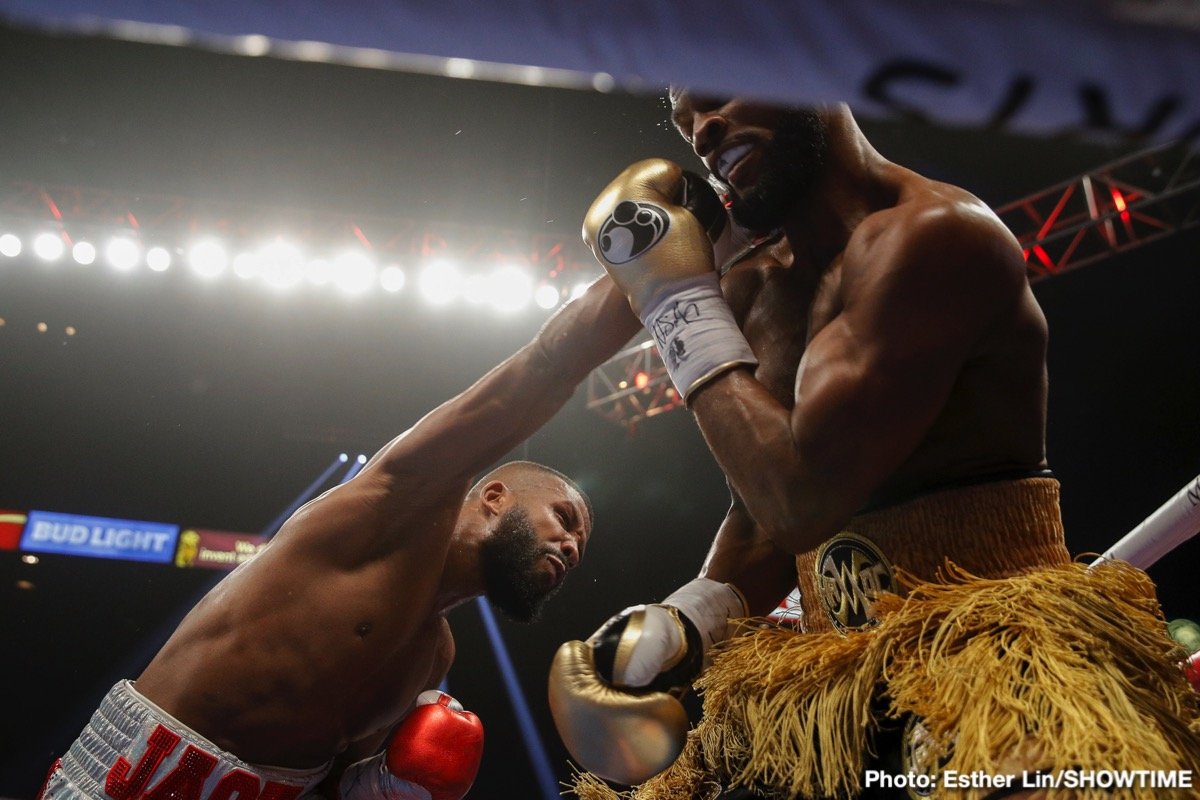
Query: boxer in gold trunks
550 94 1200 799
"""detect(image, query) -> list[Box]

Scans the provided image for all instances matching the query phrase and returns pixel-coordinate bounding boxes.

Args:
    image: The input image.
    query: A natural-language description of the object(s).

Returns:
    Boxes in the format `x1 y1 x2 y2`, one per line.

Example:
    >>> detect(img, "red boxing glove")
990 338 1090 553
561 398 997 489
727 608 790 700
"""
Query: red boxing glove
386 691 484 800
339 691 484 800
1185 651 1200 692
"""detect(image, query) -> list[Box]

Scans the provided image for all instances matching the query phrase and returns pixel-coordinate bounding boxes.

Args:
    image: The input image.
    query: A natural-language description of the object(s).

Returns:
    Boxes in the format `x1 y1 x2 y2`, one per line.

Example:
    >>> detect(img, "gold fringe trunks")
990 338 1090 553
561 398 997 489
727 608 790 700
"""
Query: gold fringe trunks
572 480 1200 800
797 476 1071 634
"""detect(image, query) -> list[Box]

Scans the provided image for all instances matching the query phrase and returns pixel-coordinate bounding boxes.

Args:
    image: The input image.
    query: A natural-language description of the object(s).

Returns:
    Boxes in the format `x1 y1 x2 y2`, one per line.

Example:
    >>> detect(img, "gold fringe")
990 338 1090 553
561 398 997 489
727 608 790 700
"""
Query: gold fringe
568 769 633 800
797 477 1070 634
565 731 724 800
691 623 882 799
571 561 1200 800
878 562 1200 799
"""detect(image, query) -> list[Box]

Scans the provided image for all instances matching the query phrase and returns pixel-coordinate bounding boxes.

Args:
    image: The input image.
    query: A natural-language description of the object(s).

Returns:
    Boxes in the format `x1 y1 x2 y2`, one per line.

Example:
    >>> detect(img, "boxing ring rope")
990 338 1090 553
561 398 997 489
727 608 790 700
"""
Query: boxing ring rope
1089 473 1200 688
1091 473 1200 570
257 453 365 544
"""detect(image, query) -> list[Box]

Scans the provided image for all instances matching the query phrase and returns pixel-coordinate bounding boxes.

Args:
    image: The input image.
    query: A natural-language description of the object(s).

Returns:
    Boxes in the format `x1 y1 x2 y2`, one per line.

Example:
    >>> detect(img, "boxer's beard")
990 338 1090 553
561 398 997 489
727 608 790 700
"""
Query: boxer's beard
728 107 827 233
481 507 563 623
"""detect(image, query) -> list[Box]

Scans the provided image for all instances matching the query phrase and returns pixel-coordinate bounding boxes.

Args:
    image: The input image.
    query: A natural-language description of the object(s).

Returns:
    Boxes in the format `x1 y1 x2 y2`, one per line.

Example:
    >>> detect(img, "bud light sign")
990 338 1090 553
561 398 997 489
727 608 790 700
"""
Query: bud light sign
21 510 180 563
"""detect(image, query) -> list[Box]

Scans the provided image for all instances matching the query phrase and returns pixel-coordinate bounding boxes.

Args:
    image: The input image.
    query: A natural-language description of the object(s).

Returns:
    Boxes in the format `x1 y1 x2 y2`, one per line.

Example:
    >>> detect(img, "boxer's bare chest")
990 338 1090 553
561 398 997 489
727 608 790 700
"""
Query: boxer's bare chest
720 239 840 406
337 613 451 739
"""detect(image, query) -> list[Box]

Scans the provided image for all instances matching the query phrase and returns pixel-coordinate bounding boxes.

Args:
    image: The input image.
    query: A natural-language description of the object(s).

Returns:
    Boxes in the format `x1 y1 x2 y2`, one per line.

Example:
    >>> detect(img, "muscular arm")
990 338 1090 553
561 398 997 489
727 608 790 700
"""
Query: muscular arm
690 205 1030 554
275 276 638 568
361 276 641 487
699 490 799 616
696 242 802 613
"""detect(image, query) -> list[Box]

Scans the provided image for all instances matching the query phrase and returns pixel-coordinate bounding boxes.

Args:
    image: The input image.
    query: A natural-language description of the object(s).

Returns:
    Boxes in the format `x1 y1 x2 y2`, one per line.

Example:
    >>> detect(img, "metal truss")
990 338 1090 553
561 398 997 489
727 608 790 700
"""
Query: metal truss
997 139 1200 279
585 339 683 431
0 180 596 278
587 139 1200 429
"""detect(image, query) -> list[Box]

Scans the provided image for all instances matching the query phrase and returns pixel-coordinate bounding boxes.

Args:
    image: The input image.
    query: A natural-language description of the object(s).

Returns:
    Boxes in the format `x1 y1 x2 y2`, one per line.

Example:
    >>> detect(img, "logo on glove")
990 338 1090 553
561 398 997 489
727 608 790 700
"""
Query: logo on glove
598 201 670 264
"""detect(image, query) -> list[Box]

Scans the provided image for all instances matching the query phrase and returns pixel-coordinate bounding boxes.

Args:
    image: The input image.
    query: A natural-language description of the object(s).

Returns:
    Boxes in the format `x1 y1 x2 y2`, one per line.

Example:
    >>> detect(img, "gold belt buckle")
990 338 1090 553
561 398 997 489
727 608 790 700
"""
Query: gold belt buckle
814 532 896 633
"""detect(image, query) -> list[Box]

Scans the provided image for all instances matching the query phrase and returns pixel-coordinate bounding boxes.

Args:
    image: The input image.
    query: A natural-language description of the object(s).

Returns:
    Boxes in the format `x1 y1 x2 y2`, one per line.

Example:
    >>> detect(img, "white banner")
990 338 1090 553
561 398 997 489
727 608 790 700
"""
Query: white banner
1 0 1198 142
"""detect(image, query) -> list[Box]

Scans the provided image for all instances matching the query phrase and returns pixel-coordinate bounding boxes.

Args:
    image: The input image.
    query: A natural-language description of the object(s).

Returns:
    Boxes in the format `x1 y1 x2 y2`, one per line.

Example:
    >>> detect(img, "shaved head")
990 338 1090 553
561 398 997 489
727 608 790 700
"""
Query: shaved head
472 461 593 532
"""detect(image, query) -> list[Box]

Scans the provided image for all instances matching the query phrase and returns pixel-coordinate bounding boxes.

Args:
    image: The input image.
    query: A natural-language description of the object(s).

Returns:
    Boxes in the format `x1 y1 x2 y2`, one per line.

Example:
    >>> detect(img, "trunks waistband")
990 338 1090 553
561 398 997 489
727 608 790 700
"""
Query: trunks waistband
58 680 329 800
857 467 1056 514
796 476 1071 633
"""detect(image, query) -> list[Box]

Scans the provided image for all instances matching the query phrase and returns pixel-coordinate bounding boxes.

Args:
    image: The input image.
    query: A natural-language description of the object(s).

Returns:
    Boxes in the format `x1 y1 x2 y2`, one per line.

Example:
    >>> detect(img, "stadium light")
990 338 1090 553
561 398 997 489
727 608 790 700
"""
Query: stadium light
105 237 141 271
259 240 305 290
0 204 586 321
187 239 229 278
419 259 462 306
146 246 172 272
380 265 406 293
489 264 533 313
0 233 23 258
535 284 561 310
332 250 376 295
72 241 97 265
33 233 65 261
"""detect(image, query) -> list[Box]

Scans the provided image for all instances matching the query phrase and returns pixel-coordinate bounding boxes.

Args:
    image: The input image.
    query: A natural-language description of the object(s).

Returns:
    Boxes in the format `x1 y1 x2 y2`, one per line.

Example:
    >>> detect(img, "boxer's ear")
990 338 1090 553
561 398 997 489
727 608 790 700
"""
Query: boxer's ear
480 480 509 516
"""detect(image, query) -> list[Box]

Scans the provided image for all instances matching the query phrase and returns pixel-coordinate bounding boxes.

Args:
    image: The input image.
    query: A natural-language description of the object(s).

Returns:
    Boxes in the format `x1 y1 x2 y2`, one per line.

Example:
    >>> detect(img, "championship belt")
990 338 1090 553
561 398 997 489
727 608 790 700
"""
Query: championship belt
813 532 896 633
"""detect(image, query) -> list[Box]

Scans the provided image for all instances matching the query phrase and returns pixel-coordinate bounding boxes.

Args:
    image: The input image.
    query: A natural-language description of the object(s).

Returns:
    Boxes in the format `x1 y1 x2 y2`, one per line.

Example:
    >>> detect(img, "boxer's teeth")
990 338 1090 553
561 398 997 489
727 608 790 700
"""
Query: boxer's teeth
718 144 752 182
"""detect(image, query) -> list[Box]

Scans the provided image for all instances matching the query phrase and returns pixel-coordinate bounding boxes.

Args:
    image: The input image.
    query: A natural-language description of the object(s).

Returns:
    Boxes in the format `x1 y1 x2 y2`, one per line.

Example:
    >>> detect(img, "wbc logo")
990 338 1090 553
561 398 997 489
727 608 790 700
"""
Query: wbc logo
815 533 896 632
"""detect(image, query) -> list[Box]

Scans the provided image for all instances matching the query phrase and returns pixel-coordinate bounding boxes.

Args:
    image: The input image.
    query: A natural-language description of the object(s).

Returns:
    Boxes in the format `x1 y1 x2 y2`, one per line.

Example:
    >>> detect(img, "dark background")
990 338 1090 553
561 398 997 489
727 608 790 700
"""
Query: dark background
2 21 1198 800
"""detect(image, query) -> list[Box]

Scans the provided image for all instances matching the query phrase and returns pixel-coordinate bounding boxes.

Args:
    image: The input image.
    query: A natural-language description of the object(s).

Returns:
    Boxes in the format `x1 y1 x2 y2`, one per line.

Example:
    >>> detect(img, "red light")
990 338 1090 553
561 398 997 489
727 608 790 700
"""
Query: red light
1110 187 1130 223
1031 245 1054 272
634 371 650 390
1185 651 1200 692
40 191 63 221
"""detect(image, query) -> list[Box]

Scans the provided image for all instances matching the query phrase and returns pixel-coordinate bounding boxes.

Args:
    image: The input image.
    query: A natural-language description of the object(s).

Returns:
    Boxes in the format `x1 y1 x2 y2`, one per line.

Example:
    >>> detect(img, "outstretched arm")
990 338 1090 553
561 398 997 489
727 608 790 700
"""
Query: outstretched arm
360 275 641 486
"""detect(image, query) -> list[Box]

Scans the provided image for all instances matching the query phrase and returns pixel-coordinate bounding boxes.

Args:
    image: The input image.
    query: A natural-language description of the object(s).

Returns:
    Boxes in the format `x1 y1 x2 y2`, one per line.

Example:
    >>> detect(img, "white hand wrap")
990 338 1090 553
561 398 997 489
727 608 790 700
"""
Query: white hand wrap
663 577 749 653
598 578 748 688
339 753 430 800
594 604 684 689
637 273 757 401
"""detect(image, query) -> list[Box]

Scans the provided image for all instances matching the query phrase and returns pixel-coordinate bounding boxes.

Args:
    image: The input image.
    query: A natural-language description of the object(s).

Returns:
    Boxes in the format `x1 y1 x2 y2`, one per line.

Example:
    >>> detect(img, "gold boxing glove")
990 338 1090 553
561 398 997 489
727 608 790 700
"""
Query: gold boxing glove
582 160 756 401
583 159 725 314
547 579 747 785
547 640 690 786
